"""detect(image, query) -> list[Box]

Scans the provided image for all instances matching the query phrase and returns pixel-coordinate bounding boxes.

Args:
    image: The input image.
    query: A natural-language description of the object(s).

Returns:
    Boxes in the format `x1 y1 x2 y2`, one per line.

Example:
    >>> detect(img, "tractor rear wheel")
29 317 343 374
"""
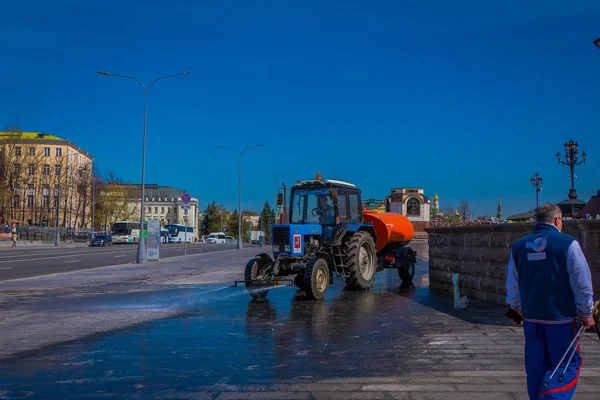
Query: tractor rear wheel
398 257 415 284
344 231 377 289
304 258 329 300
245 257 270 299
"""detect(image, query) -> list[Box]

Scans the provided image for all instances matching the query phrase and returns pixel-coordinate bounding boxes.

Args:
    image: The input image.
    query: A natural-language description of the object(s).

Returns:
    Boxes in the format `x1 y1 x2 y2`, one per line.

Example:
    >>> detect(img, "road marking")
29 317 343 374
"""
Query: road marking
0 267 12 270
65 260 81 263
0 251 130 264
114 255 126 258
0 248 136 261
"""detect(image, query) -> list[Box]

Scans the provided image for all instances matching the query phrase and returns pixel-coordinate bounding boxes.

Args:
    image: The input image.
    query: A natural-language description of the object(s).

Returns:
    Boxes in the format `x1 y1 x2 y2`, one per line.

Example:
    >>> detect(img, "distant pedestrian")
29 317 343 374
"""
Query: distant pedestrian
11 228 17 247
505 203 594 399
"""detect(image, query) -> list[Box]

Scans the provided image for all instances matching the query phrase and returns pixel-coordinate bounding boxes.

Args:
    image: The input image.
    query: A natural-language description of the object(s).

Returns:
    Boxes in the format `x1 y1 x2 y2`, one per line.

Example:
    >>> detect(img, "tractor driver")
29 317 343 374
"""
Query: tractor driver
317 194 335 224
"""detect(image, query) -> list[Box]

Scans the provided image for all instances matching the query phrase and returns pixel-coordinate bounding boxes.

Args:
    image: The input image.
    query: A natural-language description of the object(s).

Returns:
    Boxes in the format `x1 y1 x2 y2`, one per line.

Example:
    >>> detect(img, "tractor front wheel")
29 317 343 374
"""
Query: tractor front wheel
304 258 329 300
344 231 377 289
245 257 270 299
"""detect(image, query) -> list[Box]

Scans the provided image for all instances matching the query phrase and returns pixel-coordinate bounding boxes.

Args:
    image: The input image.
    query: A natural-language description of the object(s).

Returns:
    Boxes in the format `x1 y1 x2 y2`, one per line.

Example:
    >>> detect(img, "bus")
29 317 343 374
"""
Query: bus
111 221 148 244
163 224 194 243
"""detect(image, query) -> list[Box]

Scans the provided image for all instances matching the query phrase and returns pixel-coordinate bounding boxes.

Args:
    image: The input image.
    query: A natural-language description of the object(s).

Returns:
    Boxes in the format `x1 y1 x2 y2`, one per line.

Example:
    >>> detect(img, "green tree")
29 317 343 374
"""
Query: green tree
258 201 276 243
201 201 221 235
227 209 239 237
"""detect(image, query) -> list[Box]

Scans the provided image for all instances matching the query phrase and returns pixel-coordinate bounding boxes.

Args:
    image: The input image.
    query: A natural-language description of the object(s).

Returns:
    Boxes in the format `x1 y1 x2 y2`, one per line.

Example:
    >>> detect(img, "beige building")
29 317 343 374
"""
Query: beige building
0 130 93 229
121 184 200 240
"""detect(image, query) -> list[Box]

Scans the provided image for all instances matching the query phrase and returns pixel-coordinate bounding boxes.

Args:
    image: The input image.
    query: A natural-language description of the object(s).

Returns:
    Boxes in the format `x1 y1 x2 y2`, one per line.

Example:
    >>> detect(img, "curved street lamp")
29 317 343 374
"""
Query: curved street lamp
215 144 264 249
530 173 543 220
97 70 191 263
556 138 586 200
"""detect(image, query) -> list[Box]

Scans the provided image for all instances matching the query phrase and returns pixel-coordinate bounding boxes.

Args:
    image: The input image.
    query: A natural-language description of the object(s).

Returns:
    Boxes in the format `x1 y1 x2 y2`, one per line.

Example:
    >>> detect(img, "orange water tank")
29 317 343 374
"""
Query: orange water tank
362 211 414 251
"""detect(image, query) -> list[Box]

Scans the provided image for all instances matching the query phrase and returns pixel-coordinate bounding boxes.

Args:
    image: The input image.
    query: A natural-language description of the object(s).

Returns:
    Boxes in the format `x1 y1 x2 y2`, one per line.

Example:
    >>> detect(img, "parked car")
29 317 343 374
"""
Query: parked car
89 235 112 247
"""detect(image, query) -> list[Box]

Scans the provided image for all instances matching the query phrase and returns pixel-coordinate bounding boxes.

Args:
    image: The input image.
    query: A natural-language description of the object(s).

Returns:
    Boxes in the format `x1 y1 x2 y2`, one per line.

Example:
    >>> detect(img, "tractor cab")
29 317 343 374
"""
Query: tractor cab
272 173 364 257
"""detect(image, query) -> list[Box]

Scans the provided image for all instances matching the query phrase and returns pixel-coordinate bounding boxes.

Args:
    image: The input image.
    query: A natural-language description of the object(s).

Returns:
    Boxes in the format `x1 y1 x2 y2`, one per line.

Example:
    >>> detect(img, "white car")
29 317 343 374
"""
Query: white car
206 232 227 244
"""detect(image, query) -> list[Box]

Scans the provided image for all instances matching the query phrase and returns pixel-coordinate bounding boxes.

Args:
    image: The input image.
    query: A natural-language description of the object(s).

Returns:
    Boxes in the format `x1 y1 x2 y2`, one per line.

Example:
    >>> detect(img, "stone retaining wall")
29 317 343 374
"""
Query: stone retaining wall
425 221 600 305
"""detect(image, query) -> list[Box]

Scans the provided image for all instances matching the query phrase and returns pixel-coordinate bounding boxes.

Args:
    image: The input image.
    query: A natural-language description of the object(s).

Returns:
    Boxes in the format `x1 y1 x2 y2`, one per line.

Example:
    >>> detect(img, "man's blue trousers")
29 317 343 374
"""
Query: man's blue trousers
524 320 582 399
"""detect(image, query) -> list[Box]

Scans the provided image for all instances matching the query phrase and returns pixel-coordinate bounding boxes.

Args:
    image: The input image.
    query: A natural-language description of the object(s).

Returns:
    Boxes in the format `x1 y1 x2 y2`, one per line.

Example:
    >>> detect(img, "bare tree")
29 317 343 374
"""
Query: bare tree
457 200 472 222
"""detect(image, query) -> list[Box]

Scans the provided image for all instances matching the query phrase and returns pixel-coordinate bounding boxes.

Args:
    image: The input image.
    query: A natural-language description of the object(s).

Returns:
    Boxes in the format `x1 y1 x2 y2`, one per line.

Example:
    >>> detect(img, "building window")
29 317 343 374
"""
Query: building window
28 164 35 175
15 147 21 156
14 163 21 173
26 195 34 208
56 148 62 157
43 164 50 175
155 207 158 214
53 195 59 207
29 147 35 156
55 165 61 176
44 147 50 157
161 207 164 214
407 198 420 216
13 195 20 207
43 195 50 207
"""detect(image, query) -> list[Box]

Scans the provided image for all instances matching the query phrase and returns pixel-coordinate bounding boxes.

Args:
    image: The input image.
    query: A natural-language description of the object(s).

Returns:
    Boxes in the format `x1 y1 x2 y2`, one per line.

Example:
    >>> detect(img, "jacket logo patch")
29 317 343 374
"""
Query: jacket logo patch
527 252 546 261
526 237 547 252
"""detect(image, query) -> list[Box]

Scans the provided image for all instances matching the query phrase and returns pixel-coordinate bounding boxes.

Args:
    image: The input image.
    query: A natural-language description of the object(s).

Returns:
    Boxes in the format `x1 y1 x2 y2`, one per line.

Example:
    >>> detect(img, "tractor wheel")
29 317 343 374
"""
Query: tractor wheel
397 257 415 284
245 257 270 299
304 258 329 300
344 231 377 289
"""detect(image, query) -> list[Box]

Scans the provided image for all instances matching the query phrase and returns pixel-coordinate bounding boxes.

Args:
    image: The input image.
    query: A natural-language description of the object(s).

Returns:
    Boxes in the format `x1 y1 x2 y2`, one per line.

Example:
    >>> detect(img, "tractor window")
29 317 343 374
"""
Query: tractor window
337 193 348 222
290 188 334 224
349 193 360 223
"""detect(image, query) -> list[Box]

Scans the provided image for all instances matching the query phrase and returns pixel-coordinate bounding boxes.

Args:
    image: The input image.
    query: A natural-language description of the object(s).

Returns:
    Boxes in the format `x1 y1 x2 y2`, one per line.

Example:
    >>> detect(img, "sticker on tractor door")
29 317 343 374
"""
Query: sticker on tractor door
293 234 301 252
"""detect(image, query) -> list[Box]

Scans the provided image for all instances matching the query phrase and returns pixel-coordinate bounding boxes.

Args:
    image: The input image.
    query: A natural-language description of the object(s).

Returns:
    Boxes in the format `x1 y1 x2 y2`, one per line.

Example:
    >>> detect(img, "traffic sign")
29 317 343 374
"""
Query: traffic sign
181 193 191 204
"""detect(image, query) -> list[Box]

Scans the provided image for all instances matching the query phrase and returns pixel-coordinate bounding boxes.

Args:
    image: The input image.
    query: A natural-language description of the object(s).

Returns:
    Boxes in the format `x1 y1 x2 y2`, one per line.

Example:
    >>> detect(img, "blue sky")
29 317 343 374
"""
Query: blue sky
1 1 599 217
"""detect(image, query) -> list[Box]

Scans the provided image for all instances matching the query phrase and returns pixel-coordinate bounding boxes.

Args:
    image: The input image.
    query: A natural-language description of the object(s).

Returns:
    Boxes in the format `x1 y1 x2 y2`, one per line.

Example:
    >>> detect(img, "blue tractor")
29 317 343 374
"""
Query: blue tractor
240 173 417 300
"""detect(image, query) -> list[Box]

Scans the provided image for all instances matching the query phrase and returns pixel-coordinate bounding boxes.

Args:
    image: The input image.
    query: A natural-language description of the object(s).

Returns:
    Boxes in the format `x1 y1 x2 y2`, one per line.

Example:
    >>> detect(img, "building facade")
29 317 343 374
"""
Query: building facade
385 188 431 231
121 184 200 241
0 130 93 229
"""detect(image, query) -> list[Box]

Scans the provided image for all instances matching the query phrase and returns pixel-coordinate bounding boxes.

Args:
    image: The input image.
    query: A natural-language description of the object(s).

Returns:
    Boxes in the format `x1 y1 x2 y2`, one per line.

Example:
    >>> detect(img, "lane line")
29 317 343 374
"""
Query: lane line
64 260 81 264
114 255 126 258
0 267 12 270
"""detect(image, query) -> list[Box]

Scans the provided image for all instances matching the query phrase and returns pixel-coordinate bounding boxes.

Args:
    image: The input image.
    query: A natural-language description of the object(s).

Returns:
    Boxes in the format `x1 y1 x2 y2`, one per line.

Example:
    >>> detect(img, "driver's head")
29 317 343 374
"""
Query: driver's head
318 195 328 208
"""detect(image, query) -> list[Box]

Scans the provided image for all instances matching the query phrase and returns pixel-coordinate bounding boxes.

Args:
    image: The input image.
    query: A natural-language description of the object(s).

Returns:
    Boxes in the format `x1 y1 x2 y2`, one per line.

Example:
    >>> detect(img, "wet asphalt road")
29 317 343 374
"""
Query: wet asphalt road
0 248 515 399
0 243 238 281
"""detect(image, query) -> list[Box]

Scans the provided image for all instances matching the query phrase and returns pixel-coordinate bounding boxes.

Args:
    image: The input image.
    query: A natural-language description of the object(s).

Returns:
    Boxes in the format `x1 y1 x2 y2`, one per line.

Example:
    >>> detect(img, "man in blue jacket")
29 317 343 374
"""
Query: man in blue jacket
506 203 595 399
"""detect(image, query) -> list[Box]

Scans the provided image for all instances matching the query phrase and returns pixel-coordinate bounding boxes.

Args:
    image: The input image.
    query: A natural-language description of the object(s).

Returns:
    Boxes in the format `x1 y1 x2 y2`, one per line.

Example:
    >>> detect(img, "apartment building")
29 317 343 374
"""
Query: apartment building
0 130 93 229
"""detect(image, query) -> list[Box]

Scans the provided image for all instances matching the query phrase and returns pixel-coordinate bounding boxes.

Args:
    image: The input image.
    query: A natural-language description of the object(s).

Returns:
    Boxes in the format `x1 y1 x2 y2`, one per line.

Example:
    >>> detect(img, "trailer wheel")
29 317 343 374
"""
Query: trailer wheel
245 257 269 299
304 258 329 300
398 258 415 284
344 231 376 289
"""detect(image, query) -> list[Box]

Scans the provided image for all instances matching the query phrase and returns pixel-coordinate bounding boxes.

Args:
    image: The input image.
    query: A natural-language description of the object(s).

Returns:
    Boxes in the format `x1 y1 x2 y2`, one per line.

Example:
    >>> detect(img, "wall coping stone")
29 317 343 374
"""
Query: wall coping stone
425 220 600 235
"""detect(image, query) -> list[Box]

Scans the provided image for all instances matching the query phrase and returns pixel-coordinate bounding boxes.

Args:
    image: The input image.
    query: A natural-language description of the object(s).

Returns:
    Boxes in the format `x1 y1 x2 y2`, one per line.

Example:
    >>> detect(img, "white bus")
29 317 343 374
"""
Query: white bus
163 224 194 243
111 221 148 244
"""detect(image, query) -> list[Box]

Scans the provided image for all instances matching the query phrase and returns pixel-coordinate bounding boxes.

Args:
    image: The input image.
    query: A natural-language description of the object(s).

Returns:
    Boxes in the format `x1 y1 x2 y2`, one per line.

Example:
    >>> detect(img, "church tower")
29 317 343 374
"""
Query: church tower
497 197 503 219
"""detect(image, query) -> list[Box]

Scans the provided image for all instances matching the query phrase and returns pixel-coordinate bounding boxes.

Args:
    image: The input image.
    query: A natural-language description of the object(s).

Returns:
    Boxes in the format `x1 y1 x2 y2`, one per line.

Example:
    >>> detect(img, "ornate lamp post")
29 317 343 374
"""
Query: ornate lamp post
530 173 543 219
556 139 586 201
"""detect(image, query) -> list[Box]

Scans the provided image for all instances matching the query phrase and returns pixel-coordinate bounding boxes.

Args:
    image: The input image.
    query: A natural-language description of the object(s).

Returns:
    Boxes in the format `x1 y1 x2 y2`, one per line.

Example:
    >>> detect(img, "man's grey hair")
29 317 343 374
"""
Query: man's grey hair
537 203 562 223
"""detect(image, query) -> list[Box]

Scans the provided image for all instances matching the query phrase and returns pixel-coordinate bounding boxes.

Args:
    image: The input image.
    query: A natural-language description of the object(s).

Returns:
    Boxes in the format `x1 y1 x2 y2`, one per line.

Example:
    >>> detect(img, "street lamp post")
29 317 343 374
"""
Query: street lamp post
556 138 586 202
55 174 61 246
530 173 543 220
97 70 190 263
215 144 264 249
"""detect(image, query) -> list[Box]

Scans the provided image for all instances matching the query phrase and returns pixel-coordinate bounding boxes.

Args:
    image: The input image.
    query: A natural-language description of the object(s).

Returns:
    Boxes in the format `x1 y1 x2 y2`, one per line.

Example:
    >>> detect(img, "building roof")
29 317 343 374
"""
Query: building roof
0 131 64 141
576 190 600 218
0 131 93 160
507 210 536 221
124 184 194 200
